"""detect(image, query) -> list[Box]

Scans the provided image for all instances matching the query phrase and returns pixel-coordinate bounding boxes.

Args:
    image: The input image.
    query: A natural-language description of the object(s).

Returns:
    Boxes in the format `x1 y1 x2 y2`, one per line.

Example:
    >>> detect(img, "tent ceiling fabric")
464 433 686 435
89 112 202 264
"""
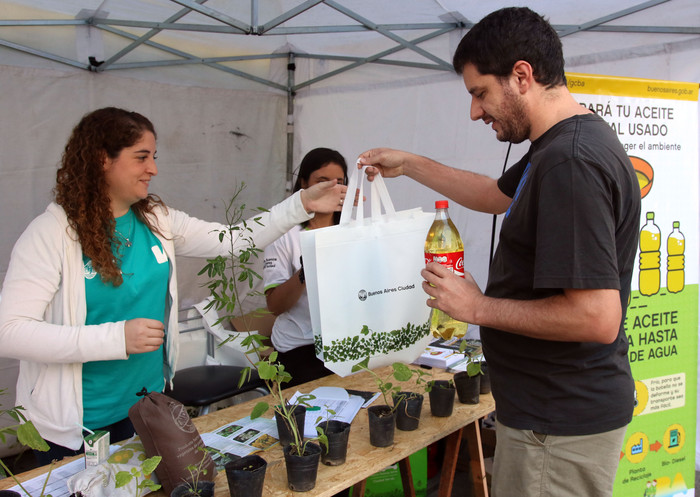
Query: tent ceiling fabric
2 0 699 93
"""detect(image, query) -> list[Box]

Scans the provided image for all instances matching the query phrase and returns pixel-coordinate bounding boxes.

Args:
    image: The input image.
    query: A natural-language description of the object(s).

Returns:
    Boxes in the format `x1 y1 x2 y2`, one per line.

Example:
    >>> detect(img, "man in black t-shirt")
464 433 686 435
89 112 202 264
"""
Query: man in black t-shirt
358 7 640 497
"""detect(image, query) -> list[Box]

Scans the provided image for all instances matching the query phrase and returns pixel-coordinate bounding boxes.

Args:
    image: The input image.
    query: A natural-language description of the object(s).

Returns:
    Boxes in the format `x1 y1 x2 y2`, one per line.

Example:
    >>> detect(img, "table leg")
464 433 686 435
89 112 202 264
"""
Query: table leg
353 478 367 497
437 426 463 497
464 418 489 497
398 457 416 497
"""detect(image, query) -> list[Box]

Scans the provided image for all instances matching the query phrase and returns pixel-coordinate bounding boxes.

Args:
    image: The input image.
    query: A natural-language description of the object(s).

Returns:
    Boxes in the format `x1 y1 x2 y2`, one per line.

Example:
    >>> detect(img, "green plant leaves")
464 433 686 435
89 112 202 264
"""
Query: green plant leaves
17 421 49 452
319 321 430 363
250 401 270 420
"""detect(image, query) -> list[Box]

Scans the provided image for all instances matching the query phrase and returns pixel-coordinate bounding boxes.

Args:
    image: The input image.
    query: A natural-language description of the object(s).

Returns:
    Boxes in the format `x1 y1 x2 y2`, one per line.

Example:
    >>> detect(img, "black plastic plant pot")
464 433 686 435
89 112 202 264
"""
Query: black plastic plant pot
170 480 215 497
275 404 307 448
367 404 396 447
428 380 456 417
283 442 322 492
392 392 423 431
318 420 351 466
225 454 267 497
479 362 492 394
453 371 481 404
0 491 21 497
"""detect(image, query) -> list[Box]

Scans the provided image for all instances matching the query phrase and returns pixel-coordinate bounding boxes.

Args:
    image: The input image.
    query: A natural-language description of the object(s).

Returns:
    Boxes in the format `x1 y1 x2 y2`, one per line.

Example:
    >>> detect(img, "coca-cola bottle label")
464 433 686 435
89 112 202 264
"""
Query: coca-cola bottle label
424 251 464 277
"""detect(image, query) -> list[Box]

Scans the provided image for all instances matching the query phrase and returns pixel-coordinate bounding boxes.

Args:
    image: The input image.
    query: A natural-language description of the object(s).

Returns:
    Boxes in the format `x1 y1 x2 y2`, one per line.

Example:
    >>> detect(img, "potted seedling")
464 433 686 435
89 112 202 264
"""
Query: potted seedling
198 182 270 333
425 378 456 417
405 366 456 418
0 391 52 497
224 454 267 497
453 357 483 405
247 354 328 491
350 359 414 447
200 185 332 491
391 367 430 431
314 408 350 466
169 447 215 497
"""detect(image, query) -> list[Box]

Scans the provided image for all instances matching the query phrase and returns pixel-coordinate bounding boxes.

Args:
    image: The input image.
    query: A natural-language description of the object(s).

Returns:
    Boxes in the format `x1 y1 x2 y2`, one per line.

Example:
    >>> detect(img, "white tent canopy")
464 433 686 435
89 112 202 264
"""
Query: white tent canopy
2 0 699 298
0 0 699 457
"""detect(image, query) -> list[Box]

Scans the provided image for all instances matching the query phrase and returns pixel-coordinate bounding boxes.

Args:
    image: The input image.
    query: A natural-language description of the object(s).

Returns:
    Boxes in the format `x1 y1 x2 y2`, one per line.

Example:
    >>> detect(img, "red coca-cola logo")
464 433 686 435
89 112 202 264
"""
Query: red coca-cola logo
456 257 464 272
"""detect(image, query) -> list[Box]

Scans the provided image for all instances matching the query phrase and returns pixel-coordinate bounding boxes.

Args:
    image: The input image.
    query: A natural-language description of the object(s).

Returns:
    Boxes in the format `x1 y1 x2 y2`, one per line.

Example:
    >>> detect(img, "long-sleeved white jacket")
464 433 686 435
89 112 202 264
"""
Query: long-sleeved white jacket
0 193 312 449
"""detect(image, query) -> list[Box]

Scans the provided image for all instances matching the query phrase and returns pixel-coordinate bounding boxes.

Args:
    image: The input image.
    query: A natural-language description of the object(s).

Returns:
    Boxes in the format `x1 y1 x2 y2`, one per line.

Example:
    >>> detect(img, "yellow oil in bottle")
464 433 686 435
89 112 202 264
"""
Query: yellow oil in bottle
666 221 685 293
425 200 468 339
639 212 661 296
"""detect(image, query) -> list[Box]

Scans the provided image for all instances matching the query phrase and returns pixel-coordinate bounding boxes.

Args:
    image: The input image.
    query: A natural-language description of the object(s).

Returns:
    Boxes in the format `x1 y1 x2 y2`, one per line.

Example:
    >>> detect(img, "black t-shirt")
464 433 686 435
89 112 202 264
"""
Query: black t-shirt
482 113 641 436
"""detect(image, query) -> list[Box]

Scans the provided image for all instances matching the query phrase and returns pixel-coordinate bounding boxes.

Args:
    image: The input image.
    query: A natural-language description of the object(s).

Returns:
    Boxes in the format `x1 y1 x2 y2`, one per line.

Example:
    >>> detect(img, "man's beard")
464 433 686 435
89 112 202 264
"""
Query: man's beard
495 85 530 144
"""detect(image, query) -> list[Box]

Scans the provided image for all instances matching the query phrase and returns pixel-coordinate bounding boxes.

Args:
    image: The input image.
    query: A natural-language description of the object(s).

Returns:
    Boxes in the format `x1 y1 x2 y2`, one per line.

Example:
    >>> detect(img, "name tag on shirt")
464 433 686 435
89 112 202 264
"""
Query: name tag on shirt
152 246 168 264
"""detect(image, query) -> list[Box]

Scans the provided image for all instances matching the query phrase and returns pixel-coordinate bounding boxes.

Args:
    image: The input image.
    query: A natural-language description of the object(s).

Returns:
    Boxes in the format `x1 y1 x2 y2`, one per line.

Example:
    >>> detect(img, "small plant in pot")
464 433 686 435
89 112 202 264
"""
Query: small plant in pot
351 359 414 447
247 354 328 492
199 186 328 492
224 454 267 497
170 448 215 497
425 379 456 417
453 358 483 405
391 366 432 431
313 408 350 466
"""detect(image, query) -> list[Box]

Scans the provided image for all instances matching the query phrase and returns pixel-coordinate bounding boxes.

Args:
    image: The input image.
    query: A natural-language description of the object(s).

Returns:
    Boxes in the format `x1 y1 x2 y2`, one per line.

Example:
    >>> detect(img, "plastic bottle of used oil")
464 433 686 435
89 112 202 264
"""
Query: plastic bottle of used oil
639 211 661 296
666 221 685 293
424 200 468 339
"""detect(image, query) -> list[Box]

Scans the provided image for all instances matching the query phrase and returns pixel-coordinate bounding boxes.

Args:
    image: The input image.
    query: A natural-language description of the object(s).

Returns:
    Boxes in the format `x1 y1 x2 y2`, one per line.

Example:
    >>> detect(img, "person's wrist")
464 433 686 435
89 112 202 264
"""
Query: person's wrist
299 189 312 214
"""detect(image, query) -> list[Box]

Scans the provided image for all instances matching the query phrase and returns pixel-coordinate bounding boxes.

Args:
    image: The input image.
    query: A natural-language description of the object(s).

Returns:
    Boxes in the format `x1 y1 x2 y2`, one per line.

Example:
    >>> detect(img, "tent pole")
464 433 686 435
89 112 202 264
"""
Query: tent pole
286 52 296 196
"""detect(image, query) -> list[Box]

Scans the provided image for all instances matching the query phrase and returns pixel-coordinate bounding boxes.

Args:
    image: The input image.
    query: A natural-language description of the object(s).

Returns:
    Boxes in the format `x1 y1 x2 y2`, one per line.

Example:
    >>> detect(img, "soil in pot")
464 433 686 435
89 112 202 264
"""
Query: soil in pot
275 404 307 447
170 480 215 497
317 420 351 466
454 371 480 404
479 362 491 394
283 442 322 492
392 392 423 431
367 405 396 447
225 454 267 497
428 380 456 417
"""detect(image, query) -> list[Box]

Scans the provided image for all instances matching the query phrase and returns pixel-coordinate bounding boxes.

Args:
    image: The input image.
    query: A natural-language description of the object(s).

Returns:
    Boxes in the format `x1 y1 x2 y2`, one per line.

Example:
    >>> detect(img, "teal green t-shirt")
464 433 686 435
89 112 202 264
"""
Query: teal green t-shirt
82 209 170 429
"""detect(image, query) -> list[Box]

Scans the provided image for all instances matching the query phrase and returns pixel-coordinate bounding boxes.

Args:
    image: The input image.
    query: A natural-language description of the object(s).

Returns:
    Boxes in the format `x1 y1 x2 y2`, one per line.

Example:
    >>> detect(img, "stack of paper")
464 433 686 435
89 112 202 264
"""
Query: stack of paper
289 387 365 438
413 337 483 369
413 345 465 369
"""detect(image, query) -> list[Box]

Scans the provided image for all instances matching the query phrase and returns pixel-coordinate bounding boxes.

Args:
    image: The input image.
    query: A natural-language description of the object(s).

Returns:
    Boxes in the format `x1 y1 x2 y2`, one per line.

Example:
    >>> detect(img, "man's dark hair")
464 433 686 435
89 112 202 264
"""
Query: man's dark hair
452 7 566 88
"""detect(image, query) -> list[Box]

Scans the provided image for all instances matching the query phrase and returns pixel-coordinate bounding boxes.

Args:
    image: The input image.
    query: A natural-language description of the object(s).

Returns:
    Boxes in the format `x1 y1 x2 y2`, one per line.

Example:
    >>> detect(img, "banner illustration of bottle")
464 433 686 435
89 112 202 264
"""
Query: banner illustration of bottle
666 221 685 293
639 211 661 296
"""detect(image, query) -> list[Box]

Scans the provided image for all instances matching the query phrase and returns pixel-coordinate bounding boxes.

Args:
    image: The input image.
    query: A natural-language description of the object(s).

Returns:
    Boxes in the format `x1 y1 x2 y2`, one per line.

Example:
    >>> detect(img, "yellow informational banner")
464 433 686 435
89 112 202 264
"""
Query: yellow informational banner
569 72 698 496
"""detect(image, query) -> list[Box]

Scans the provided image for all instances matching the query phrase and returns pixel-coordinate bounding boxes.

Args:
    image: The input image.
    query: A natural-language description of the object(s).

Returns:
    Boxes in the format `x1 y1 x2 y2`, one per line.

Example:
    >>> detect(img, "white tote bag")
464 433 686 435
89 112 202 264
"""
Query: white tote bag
300 166 434 376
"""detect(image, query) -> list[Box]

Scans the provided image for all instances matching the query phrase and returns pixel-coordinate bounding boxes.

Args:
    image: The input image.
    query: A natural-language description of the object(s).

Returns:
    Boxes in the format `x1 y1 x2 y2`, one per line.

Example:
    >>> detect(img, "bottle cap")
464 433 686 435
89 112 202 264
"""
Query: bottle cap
435 200 449 209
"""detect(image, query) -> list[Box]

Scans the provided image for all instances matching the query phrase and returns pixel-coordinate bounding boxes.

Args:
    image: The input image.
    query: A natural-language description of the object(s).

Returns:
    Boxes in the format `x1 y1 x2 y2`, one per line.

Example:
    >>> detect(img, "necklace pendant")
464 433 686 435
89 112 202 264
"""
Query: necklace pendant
125 240 132 248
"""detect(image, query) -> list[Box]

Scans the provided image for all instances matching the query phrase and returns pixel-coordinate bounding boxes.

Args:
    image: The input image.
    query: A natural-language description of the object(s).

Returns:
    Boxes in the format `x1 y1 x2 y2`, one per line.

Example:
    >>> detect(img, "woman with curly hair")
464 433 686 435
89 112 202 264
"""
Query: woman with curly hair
0 107 347 464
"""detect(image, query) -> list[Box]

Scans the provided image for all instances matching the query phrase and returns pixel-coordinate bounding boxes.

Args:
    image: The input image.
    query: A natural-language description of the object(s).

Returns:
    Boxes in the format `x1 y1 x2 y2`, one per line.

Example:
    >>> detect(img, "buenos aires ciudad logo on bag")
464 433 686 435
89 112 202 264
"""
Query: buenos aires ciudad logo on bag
357 283 417 301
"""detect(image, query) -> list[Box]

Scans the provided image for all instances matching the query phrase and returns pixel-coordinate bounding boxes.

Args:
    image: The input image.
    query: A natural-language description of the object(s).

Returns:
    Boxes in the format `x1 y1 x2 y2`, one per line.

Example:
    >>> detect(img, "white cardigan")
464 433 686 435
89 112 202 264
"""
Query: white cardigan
0 194 312 449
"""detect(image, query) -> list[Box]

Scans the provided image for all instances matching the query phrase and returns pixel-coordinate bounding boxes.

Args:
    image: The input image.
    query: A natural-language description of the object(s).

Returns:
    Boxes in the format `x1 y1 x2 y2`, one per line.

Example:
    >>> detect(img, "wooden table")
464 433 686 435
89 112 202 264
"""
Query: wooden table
1 366 494 497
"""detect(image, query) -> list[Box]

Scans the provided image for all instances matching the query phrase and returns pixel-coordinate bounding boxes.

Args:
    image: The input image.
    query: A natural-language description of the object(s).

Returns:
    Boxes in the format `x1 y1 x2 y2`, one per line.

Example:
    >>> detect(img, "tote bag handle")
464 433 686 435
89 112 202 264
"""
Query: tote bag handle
340 165 396 225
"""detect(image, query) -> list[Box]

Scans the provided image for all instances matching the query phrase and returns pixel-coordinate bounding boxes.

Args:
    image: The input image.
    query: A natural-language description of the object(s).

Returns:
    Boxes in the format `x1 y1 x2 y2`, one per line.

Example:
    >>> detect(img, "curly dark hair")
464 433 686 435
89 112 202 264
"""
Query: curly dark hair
452 7 566 89
54 107 165 286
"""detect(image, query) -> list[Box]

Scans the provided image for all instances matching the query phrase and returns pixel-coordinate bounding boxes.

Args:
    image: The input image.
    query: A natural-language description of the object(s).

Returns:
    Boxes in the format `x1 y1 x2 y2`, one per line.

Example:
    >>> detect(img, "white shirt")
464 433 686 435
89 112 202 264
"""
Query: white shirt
263 225 314 353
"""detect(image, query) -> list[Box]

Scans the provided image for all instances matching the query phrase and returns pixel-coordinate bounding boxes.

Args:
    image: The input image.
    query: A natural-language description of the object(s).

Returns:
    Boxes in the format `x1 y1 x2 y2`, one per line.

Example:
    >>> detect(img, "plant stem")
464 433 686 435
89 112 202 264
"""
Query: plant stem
1 457 33 497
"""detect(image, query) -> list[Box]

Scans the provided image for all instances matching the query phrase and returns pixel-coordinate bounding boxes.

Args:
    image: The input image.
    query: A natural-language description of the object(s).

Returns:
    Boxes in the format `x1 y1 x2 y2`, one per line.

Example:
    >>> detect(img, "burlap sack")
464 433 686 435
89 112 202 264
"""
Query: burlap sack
128 391 216 495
